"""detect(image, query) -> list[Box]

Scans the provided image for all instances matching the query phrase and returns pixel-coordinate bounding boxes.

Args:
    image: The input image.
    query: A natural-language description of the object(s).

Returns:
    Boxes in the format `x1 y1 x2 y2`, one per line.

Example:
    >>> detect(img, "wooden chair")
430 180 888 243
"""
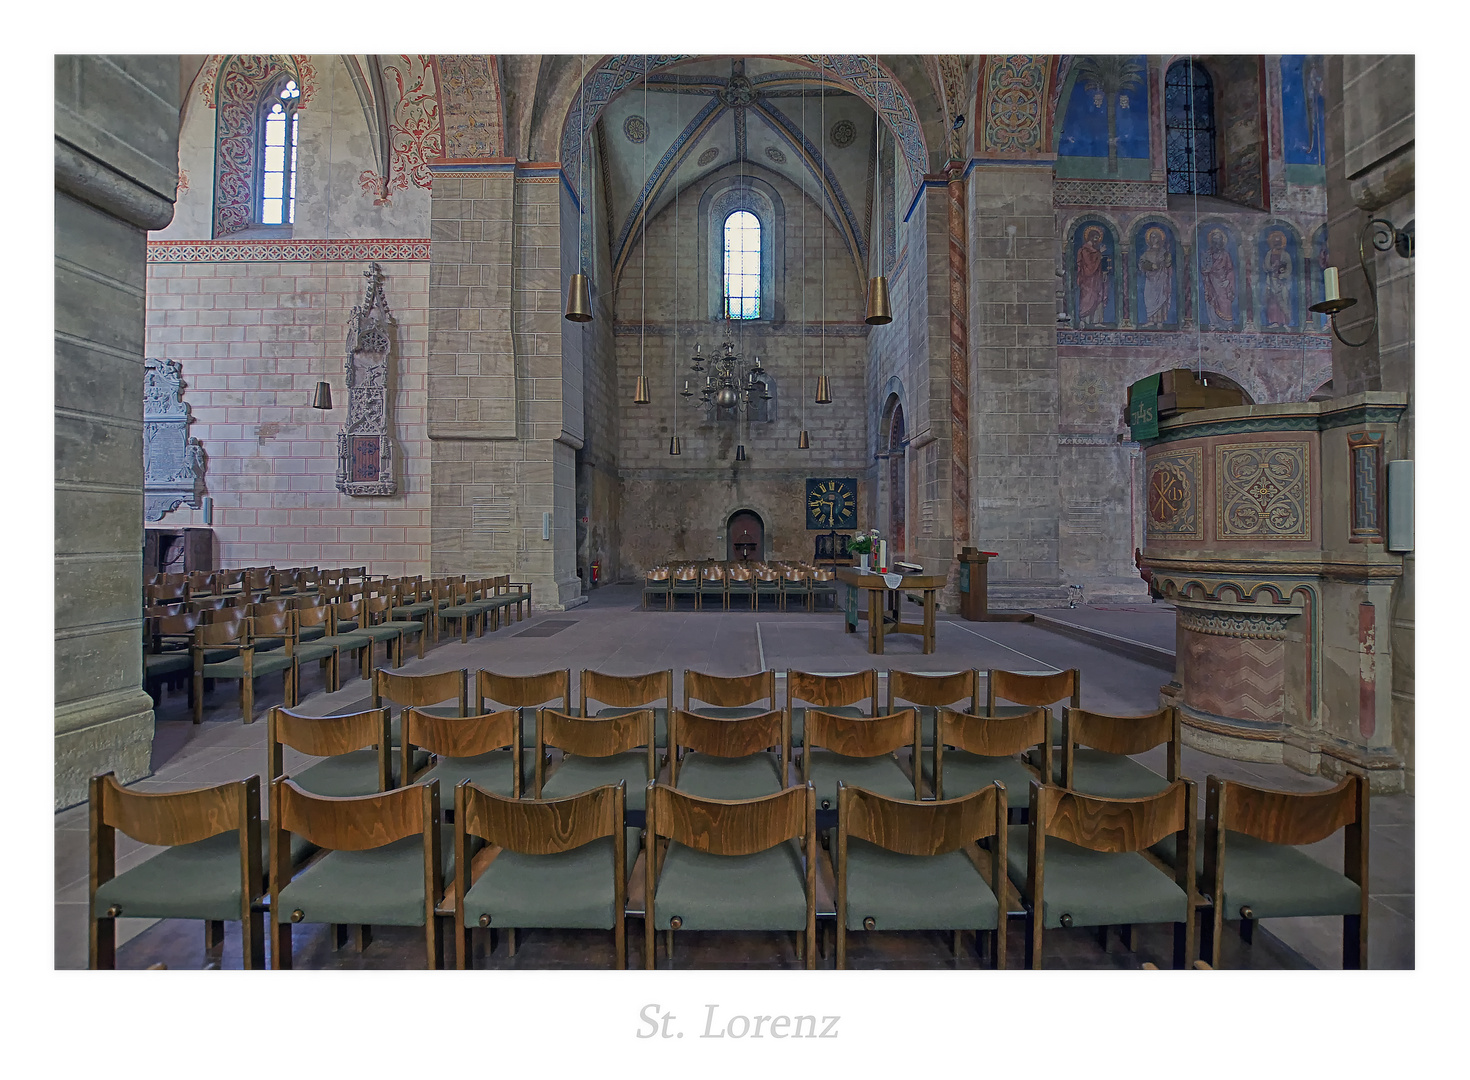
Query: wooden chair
537 708 658 817
930 706 1052 814
754 568 781 611
318 600 377 682
836 781 1009 969
478 669 573 793
801 708 921 813
267 705 393 796
1010 779 1198 969
1056 706 1181 798
785 668 878 749
1160 774 1370 969
90 773 267 969
645 782 817 969
145 578 188 608
726 566 755 610
187 570 220 597
669 707 789 800
670 567 700 609
389 576 436 644
293 603 340 692
642 568 672 611
191 612 294 724
373 668 468 752
683 669 776 720
809 568 838 611
781 569 813 612
888 669 980 749
402 707 522 800
363 593 428 665
144 610 197 703
986 668 1081 746
581 668 673 750
698 564 726 611
270 777 451 969
436 580 485 643
454 781 629 969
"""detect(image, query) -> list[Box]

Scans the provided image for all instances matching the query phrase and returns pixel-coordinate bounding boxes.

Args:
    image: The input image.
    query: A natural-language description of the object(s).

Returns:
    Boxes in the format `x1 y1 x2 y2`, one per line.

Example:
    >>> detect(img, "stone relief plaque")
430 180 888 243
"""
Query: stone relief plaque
336 261 397 496
143 358 205 520
1215 442 1311 541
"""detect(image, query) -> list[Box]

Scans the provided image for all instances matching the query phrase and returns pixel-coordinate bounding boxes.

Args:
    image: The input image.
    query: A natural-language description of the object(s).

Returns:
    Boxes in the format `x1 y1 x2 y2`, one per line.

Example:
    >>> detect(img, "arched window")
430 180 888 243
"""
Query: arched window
259 78 301 225
1165 61 1216 195
723 210 761 319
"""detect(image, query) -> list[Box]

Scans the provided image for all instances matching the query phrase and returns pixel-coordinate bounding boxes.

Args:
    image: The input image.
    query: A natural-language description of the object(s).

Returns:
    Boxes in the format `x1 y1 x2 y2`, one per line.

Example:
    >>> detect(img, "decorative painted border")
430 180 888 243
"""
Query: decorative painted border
1057 433 1121 445
1058 329 1331 350
1178 608 1291 639
1215 441 1312 542
1053 179 1168 208
147 239 431 262
1347 431 1385 543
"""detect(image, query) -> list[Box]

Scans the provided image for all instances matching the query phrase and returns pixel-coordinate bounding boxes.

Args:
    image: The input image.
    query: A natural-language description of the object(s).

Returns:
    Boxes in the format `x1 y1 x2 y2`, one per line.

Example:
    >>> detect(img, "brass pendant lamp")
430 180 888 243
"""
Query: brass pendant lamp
865 54 893 325
565 54 593 322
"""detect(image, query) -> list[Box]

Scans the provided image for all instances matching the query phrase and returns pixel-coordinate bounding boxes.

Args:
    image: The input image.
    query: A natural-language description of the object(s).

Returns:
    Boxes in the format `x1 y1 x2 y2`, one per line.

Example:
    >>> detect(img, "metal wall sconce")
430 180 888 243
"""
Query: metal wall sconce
735 444 747 462
311 381 333 410
1310 217 1414 347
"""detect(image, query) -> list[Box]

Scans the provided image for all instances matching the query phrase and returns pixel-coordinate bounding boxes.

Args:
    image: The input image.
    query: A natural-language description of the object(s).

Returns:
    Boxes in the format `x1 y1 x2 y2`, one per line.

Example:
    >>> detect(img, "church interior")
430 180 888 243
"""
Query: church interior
52 43 1420 999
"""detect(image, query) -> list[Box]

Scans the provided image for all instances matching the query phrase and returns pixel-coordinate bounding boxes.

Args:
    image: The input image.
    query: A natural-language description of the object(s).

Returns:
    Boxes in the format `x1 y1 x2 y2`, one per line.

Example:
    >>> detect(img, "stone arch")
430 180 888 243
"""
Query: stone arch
695 170 786 322
878 386 908 557
726 507 766 562
718 500 777 561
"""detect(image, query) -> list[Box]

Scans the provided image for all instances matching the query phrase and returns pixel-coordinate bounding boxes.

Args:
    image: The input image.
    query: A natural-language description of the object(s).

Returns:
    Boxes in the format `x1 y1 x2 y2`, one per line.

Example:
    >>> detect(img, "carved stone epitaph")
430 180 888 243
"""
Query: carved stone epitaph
143 358 205 519
337 262 397 496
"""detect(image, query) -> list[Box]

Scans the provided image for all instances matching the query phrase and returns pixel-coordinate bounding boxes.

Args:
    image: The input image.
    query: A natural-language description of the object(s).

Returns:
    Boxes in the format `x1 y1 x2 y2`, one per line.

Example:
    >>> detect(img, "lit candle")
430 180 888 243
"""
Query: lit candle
1323 266 1341 302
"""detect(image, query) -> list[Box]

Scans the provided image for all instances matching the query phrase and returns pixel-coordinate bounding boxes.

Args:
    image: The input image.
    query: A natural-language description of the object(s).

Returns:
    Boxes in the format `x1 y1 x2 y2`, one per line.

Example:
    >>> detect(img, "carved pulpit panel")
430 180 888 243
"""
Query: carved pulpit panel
143 358 205 520
337 261 397 496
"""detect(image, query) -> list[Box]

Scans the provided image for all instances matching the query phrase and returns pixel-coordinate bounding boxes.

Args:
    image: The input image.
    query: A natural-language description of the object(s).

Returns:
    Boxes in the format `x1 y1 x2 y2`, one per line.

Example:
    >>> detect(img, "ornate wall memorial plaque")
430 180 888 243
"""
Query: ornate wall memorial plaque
143 358 205 520
337 261 397 496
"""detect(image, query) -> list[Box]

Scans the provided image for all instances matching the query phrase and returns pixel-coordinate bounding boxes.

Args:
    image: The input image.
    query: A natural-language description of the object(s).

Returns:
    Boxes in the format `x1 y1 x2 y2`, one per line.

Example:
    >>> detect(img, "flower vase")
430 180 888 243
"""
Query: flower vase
858 554 870 573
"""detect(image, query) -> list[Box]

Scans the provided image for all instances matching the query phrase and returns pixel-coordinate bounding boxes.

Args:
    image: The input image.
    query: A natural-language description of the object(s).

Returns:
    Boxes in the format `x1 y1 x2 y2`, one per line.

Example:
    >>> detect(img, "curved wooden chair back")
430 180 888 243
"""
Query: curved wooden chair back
646 568 670 582
196 611 249 648
250 598 291 619
269 777 441 969
934 706 1051 801
373 668 467 715
332 599 363 623
786 669 878 713
582 669 671 712
154 610 201 639
146 579 188 603
535 708 656 797
1061 706 1180 786
478 669 571 712
402 707 521 795
187 571 219 595
189 596 234 615
668 708 789 788
702 565 724 581
267 705 391 790
888 669 979 712
296 602 331 631
251 610 295 647
987 668 1081 710
802 708 919 766
89 772 263 969
684 669 775 710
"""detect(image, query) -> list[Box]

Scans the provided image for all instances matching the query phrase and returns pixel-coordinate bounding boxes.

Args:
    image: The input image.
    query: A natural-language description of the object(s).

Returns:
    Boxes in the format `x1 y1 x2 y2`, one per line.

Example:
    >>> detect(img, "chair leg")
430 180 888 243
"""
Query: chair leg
244 910 265 970
1343 914 1366 969
332 923 348 950
90 914 115 970
665 928 674 966
192 671 204 724
1239 917 1255 944
1094 924 1109 952
206 919 226 952
1203 907 1220 968
1173 921 1189 969
953 929 963 958
1119 923 1135 952
355 924 372 952
1026 911 1043 970
241 675 254 725
272 918 292 970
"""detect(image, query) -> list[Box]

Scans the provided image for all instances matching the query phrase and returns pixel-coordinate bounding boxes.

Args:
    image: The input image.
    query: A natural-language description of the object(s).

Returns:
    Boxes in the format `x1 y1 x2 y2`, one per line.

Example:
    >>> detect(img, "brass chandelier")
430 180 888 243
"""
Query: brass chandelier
682 340 770 415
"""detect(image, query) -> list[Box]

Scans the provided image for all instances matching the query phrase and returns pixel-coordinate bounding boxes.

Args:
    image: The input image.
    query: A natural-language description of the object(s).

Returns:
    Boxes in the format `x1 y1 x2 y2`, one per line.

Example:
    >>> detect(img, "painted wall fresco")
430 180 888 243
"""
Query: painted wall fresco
1280 55 1327 167
1309 224 1330 329
1057 56 1150 177
1197 222 1243 330
1257 223 1301 330
1071 218 1119 329
1132 219 1180 329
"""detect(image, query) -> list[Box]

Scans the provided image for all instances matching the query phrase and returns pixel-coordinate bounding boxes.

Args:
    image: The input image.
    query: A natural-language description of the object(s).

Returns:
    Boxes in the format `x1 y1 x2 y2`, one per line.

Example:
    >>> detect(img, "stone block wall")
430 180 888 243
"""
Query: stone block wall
143 256 432 575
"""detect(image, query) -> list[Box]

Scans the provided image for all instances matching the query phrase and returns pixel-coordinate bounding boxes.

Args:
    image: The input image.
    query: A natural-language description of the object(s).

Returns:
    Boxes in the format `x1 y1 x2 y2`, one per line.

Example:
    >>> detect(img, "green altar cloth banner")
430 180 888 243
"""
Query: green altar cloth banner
1128 373 1161 441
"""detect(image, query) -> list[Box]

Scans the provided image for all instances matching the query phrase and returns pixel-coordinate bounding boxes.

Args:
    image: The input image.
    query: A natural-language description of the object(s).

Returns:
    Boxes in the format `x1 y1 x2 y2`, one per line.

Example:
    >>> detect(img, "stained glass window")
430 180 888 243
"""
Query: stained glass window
260 80 300 225
1165 61 1216 196
723 210 761 319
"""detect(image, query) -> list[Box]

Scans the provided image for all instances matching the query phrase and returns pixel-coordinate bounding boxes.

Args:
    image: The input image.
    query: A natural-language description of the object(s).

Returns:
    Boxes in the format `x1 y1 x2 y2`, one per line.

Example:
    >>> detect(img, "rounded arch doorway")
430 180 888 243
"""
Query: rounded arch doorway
726 509 765 563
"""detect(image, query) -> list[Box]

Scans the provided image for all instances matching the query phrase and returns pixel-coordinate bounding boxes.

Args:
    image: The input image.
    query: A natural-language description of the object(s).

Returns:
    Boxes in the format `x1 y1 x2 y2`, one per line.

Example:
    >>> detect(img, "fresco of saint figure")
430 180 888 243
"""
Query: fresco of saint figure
1139 226 1174 327
1201 228 1237 327
1262 229 1294 329
1076 225 1109 327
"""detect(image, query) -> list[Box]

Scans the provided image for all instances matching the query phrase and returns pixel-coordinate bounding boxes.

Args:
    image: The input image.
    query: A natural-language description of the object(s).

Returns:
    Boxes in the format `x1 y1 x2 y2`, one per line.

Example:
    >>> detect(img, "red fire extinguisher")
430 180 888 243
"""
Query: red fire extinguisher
591 560 600 586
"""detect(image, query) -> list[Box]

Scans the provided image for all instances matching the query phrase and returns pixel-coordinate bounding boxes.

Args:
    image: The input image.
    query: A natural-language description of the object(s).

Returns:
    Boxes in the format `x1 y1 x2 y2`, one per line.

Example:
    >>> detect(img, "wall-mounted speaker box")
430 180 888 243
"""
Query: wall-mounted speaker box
1387 459 1413 552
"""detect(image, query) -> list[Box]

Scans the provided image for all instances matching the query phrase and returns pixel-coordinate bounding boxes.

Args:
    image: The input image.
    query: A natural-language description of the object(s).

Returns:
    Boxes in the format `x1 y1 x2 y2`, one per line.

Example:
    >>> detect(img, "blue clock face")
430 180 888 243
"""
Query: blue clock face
806 478 857 530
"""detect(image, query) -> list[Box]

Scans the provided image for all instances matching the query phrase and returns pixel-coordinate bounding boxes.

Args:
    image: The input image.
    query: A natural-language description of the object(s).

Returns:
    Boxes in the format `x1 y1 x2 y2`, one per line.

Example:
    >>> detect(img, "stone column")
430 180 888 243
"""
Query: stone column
54 56 180 808
966 163 1065 606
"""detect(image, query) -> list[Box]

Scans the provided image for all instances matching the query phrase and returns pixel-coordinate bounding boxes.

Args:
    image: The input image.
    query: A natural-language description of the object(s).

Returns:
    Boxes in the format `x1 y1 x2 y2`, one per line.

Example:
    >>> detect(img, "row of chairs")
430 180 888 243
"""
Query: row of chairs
144 566 369 607
89 666 1370 969
643 563 839 611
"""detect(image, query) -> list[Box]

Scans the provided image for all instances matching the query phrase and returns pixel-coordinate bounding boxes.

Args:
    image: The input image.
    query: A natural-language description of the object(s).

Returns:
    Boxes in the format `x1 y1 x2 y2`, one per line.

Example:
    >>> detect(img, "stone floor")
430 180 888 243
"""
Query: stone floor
56 588 1413 970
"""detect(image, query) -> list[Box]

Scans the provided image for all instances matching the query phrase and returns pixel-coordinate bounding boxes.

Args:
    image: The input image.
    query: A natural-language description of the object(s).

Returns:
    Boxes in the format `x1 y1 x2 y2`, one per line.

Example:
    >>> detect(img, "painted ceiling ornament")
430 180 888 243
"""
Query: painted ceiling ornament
697 146 720 166
720 73 756 109
830 118 856 148
764 145 787 165
623 114 648 143
336 262 398 497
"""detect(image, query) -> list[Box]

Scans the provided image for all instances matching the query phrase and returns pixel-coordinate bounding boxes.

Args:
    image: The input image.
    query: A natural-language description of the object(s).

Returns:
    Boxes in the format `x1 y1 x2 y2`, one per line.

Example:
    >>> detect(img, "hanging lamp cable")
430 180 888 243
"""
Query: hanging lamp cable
634 55 651 404
1189 55 1203 383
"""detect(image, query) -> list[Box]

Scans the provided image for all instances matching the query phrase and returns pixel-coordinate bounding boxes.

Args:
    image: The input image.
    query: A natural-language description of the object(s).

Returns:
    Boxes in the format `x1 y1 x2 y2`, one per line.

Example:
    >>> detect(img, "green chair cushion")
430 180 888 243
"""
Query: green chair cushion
1152 829 1361 920
1053 750 1171 799
594 705 669 748
201 652 294 680
923 752 1036 808
294 641 338 665
298 625 327 642
358 625 404 643
276 826 458 927
145 653 191 677
541 752 652 810
391 603 433 618
314 633 372 652
335 619 361 634
376 620 426 635
805 751 915 810
93 823 313 922
1006 824 1186 929
842 838 1000 931
675 753 784 800
418 751 517 799
653 838 807 931
789 705 870 748
461 832 632 930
